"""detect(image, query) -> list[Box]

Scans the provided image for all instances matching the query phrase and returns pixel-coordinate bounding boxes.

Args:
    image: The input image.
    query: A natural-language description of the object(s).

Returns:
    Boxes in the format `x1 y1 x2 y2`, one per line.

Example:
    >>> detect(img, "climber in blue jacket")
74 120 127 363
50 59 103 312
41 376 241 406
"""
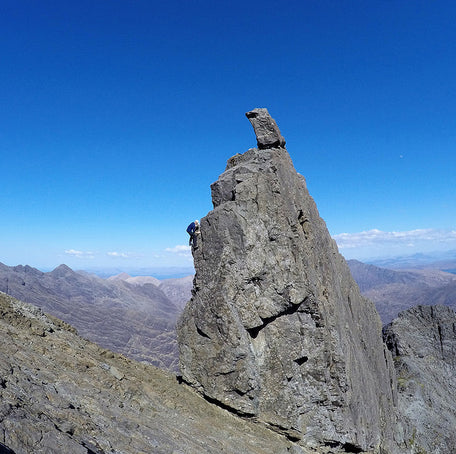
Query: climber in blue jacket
187 220 200 248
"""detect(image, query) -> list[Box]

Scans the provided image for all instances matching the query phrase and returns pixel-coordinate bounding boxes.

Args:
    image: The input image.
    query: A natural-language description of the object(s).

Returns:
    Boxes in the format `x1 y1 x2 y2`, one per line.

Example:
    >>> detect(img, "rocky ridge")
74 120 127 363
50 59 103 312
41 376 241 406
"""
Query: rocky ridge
178 108 399 453
3 108 456 454
383 305 456 453
0 291 308 454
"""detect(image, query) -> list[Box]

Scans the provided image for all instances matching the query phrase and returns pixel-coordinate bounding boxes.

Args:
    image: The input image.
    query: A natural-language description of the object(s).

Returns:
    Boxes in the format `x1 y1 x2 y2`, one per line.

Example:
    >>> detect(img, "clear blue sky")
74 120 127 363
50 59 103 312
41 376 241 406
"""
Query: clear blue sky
1 0 455 273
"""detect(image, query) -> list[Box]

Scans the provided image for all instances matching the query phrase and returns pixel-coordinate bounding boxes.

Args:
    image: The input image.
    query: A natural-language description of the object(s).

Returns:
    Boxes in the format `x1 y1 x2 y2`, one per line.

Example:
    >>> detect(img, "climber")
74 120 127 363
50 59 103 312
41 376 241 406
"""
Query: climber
186 220 200 248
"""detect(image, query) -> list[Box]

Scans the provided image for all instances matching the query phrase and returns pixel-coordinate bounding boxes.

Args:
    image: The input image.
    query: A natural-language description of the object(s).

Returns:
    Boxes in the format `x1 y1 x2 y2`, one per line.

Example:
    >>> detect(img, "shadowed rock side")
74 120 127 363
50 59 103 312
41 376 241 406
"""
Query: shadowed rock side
0 292 309 454
177 109 400 453
383 305 456 453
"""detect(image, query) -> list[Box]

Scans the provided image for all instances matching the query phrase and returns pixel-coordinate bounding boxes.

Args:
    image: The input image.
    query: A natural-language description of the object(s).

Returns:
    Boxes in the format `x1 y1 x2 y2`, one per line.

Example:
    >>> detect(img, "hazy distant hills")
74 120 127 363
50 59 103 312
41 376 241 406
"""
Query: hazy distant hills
107 272 161 286
348 259 456 323
108 272 193 311
158 275 194 310
368 250 456 271
0 262 191 370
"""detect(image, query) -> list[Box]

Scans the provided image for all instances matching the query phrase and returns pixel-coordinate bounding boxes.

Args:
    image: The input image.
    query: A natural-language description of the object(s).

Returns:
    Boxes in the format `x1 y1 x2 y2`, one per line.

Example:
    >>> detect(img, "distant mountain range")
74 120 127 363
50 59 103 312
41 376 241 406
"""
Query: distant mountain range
367 249 456 271
0 262 192 371
348 259 456 323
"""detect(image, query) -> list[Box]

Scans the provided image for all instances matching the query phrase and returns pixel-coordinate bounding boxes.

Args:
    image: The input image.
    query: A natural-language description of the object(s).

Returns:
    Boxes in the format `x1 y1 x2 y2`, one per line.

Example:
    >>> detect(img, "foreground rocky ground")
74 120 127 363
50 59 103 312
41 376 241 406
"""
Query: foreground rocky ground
4 290 456 454
0 292 307 454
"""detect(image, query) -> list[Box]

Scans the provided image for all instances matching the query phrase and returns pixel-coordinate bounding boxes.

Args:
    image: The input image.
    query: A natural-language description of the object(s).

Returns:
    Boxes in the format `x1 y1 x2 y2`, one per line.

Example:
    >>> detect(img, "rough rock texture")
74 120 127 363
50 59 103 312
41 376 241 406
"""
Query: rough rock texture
246 108 286 149
178 109 399 453
0 291 309 454
383 305 456 453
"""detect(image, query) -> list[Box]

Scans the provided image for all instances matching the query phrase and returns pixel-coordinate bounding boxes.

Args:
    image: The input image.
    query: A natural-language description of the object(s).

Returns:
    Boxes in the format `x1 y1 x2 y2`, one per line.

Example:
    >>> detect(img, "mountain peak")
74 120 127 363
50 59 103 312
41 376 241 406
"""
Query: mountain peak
178 109 398 451
50 264 74 277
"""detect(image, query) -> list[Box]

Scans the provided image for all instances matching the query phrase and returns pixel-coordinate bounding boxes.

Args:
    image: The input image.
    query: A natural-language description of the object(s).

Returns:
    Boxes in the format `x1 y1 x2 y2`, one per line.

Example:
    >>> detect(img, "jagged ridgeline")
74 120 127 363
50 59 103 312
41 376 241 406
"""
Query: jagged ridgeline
177 108 400 453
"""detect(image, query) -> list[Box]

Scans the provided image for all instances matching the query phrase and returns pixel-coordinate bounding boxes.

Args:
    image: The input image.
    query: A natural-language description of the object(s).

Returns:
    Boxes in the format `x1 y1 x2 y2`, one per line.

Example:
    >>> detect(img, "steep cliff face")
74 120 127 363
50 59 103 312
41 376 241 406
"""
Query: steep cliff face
384 305 456 453
177 109 399 453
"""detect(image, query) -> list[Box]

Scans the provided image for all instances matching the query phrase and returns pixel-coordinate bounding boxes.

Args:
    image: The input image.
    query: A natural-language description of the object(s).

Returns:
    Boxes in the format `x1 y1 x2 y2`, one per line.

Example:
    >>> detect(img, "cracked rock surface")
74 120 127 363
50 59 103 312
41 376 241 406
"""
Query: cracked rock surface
177 109 400 453
384 305 456 453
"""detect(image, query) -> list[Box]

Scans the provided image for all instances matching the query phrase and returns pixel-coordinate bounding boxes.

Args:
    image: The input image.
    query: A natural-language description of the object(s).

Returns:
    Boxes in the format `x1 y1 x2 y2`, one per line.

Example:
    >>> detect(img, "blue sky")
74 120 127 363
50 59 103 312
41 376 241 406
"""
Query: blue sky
1 0 456 273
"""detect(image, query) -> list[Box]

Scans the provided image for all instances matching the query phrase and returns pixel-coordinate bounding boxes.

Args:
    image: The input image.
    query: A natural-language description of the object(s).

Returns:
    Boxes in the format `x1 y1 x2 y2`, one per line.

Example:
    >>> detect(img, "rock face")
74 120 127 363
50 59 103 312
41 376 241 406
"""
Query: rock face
0 291 307 454
177 109 399 452
383 305 456 453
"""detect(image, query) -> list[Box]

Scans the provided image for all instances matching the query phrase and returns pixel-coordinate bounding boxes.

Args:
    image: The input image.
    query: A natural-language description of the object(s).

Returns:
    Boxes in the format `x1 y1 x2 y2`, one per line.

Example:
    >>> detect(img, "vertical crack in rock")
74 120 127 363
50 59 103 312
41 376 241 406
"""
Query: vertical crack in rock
437 323 445 359
177 108 399 453
196 325 211 339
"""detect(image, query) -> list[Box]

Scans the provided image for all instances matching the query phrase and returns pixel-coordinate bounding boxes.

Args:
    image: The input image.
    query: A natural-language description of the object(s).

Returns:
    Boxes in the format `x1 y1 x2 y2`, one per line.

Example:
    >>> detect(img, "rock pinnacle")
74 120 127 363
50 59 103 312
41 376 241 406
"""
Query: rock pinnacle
177 109 399 453
245 108 286 149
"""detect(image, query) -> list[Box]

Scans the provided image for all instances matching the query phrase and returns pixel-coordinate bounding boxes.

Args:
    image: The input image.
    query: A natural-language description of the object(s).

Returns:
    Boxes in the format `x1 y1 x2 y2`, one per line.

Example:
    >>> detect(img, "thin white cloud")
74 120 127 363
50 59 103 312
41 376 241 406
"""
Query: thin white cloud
64 249 95 259
333 228 456 250
165 245 191 254
107 251 131 258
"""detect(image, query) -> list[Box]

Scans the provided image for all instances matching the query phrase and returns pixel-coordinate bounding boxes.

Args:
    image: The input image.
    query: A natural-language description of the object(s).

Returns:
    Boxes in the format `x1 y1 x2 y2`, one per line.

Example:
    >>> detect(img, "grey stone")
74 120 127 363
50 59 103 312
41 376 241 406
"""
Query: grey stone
384 305 456 453
245 108 286 149
0 292 307 454
177 110 400 453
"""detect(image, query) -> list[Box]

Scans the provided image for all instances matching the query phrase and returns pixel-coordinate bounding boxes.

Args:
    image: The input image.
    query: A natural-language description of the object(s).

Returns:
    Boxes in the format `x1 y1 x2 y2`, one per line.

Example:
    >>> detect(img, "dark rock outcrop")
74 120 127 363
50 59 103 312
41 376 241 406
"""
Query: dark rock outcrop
245 108 286 149
384 305 456 453
178 108 399 452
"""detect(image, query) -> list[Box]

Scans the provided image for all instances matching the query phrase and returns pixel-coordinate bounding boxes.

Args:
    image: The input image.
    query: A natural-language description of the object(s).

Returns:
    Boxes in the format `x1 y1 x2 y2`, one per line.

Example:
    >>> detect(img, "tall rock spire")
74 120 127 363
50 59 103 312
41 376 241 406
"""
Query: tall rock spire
177 109 400 453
